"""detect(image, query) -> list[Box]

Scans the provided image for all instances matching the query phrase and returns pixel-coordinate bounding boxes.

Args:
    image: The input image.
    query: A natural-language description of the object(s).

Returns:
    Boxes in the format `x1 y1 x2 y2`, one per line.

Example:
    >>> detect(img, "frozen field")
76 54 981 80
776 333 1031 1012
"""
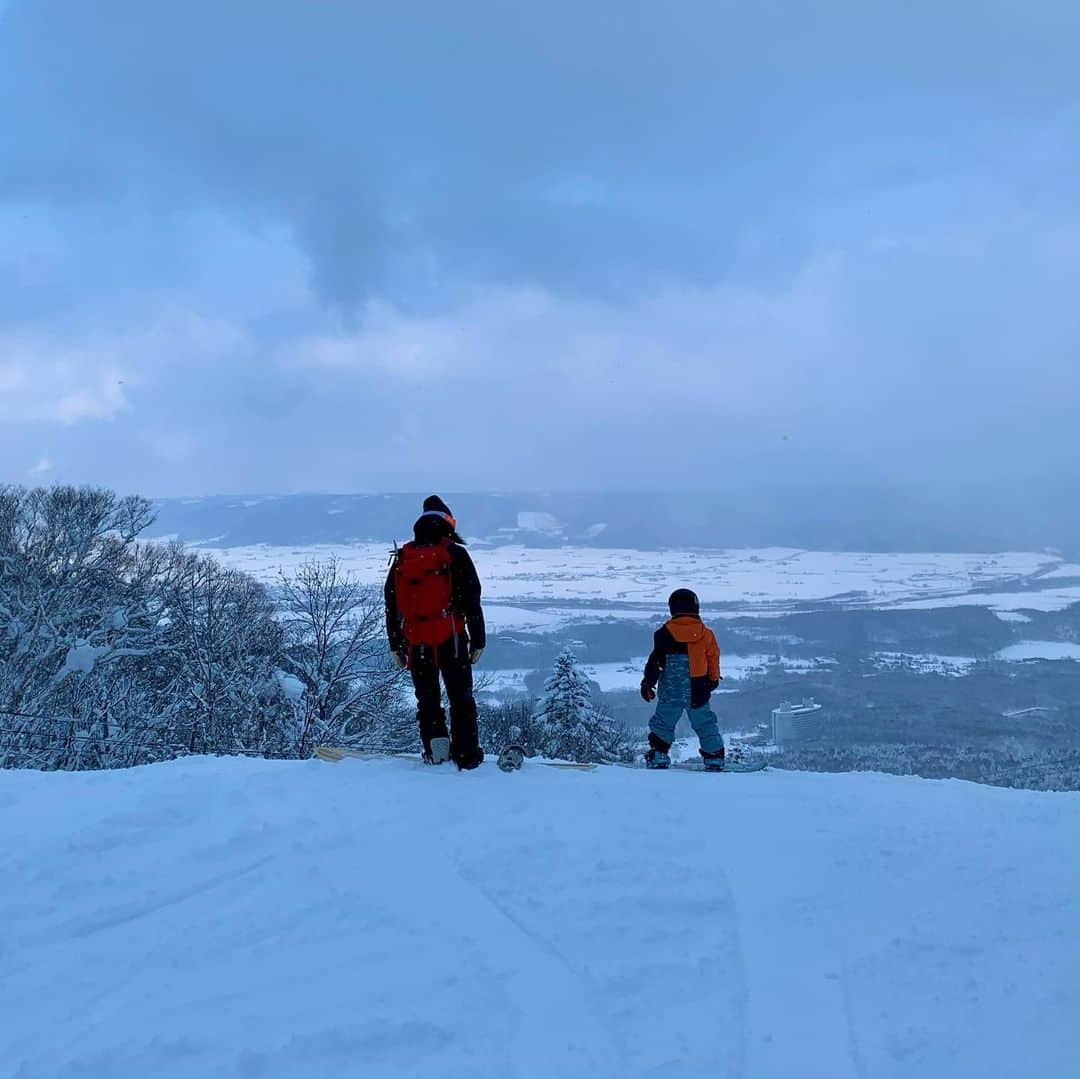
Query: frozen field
996 640 1080 662
489 643 1080 698
3 756 1078 1078
203 544 1080 631
195 544 1080 694
488 654 838 696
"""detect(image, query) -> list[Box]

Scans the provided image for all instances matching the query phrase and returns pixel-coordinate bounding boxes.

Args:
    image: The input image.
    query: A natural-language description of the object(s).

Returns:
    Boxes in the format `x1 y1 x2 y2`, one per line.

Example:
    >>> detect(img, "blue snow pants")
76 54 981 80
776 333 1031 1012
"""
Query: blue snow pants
649 654 723 753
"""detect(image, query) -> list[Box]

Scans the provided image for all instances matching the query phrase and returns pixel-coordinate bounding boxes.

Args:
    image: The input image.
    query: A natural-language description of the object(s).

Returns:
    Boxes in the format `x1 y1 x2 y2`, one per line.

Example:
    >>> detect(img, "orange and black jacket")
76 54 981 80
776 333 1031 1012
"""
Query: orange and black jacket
384 512 485 655
642 615 722 708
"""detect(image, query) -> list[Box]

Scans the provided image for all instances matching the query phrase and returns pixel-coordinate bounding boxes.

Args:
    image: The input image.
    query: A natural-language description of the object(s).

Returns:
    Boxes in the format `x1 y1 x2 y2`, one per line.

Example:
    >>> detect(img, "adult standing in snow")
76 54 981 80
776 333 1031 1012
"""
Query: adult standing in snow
385 496 486 769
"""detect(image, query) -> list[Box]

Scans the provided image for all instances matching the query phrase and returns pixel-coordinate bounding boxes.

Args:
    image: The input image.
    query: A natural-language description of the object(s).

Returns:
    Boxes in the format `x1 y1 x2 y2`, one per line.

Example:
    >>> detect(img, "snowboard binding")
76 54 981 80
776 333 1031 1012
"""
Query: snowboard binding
497 744 526 772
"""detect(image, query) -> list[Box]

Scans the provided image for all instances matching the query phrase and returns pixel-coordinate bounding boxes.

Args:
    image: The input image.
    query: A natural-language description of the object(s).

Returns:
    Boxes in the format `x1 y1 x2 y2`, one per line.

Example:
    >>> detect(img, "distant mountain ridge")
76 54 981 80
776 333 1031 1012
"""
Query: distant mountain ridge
144 489 1080 554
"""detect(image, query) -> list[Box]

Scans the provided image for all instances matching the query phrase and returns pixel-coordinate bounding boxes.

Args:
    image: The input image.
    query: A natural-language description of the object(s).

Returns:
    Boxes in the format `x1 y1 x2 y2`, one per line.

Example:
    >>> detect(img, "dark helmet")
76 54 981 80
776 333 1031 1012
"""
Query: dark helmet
668 588 700 616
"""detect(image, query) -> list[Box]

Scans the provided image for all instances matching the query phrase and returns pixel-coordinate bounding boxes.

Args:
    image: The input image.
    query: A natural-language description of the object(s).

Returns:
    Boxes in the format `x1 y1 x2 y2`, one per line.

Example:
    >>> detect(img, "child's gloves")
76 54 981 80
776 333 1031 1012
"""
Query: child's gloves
640 681 657 702
390 650 408 670
469 646 484 665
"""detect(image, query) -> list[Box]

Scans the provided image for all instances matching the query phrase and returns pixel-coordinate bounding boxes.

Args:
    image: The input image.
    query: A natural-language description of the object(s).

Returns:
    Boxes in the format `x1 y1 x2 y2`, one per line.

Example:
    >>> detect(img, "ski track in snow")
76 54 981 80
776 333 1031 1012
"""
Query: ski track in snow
2 758 1080 1078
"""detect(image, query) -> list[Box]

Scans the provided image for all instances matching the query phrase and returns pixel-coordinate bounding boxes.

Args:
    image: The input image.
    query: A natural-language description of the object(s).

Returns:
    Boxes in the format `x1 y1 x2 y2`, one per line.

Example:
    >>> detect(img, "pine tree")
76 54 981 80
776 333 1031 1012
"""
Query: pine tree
532 648 630 763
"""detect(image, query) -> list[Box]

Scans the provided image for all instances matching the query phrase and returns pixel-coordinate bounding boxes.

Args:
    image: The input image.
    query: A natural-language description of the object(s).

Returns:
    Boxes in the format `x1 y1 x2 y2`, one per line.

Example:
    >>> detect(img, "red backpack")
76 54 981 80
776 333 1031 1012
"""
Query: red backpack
393 539 463 648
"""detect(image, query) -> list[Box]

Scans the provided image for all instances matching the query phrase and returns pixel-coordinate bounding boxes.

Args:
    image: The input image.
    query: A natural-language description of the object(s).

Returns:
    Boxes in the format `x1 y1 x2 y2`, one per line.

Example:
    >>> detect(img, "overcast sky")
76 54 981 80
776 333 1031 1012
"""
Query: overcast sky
1 0 1077 497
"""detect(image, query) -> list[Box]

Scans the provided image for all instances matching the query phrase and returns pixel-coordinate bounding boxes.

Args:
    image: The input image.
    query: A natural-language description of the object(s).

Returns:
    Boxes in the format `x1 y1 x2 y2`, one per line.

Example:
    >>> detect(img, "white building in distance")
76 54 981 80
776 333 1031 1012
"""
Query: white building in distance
771 698 824 746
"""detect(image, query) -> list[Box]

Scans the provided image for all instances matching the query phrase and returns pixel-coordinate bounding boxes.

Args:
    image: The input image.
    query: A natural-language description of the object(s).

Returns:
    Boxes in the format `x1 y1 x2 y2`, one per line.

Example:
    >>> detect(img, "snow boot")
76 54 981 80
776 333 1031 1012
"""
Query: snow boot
454 745 485 771
700 746 726 772
645 732 672 769
423 737 451 765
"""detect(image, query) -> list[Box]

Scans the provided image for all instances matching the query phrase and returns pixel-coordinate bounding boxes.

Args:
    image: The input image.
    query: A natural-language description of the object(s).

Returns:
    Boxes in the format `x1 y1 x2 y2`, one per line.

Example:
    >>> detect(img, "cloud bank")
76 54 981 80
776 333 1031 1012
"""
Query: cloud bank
0 1 1077 502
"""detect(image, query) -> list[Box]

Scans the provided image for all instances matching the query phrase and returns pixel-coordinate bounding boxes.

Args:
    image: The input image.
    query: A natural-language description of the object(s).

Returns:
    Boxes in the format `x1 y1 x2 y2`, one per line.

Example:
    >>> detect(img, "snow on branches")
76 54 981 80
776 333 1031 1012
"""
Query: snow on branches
531 647 632 764
0 485 411 770
277 557 409 755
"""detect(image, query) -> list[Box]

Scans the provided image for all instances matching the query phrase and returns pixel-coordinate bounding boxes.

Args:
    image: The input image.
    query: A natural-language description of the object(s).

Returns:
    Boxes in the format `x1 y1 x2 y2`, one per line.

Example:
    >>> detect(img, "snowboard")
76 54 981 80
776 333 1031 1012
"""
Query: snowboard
314 745 597 772
671 758 768 774
495 744 596 771
614 752 768 773
314 746 418 764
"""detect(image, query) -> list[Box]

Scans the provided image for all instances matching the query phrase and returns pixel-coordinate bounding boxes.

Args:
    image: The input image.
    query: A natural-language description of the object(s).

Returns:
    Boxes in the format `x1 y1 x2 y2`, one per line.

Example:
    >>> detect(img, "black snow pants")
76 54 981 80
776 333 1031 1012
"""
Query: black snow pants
408 634 480 760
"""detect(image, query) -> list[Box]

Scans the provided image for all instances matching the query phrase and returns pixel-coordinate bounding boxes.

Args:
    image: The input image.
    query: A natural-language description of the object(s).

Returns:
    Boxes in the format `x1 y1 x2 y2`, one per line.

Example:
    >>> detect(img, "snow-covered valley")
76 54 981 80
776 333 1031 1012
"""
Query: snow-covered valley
203 544 1080 627
200 543 1080 700
3 756 1078 1078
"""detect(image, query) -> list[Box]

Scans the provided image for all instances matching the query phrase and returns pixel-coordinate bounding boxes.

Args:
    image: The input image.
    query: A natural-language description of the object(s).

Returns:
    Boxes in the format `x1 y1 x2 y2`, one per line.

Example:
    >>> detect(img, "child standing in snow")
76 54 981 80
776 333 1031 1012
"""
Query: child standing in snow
640 589 725 769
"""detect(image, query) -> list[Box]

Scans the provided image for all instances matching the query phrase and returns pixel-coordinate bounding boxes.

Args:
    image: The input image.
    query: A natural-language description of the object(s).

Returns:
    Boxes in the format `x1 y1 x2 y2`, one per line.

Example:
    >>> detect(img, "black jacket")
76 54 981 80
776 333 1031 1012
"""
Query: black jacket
384 513 486 654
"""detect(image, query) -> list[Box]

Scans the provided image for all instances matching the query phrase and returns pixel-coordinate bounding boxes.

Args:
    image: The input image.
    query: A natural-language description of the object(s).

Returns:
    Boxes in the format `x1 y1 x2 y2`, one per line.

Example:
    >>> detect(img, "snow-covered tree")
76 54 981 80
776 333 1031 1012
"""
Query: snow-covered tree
0 486 177 768
532 648 631 763
479 698 549 757
0 485 295 769
277 558 409 754
0 484 464 769
153 546 290 758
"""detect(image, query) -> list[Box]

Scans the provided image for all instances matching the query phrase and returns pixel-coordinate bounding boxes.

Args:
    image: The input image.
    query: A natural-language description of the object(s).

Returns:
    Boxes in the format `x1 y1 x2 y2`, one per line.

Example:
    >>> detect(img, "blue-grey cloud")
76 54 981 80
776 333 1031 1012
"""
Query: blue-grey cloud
0 1 1077 508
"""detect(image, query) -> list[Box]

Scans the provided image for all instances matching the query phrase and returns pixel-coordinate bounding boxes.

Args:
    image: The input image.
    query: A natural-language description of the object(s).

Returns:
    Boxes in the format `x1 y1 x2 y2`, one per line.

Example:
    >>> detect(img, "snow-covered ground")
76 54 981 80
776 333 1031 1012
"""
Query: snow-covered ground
204 544 1080 622
995 640 1080 662
196 543 1080 694
488 643 1077 699
870 652 978 677
484 655 837 696
3 757 1079 1078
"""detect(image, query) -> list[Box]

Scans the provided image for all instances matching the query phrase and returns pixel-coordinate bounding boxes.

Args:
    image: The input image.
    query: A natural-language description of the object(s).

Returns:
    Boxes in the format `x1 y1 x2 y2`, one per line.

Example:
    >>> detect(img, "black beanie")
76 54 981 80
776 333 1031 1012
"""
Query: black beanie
423 494 453 518
668 588 700 616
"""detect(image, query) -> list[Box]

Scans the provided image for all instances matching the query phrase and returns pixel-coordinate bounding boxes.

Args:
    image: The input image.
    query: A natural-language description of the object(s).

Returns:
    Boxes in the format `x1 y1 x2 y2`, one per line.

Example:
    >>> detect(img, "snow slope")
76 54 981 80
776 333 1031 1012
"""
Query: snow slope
3 758 1079 1078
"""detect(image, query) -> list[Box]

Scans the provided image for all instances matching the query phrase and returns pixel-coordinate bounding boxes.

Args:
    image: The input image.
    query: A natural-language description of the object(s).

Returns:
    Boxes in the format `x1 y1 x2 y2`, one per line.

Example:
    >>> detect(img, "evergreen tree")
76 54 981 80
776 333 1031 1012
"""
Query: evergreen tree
532 648 630 763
